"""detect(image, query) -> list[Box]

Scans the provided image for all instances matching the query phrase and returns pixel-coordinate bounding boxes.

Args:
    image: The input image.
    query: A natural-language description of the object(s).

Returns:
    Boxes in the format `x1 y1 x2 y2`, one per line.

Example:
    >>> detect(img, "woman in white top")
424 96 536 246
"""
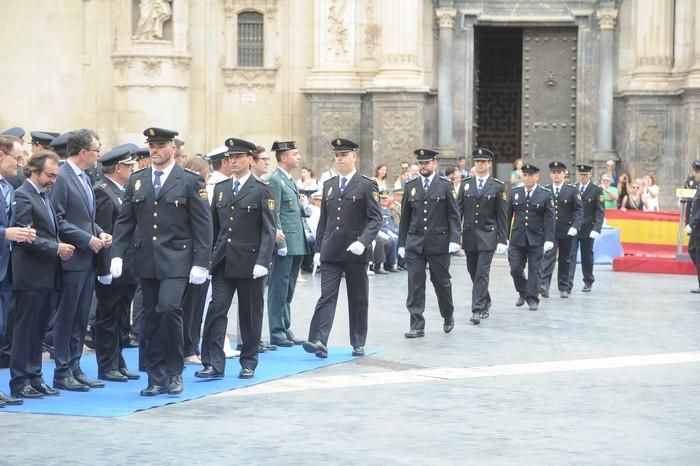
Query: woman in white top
641 174 660 211
296 166 318 192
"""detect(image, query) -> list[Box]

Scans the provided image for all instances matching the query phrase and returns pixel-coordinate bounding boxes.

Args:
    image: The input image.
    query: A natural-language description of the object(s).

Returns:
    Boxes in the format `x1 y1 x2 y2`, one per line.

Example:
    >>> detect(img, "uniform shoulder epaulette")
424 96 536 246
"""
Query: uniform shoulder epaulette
131 166 147 175
255 177 269 185
96 181 108 189
362 174 373 181
323 175 338 185
440 175 451 182
540 186 552 192
492 178 504 184
215 177 230 185
184 168 201 176
510 184 521 192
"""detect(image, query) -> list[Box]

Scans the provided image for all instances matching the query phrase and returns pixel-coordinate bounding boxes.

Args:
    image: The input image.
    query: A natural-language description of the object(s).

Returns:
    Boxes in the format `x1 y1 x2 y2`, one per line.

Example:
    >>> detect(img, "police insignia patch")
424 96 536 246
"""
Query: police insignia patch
134 180 141 191
199 189 208 200
465 183 469 190
327 186 333 197
268 199 275 209
149 129 155 136
218 191 223 202
372 192 379 203
411 187 416 196
599 195 604 202
452 189 457 199
576 193 582 200
514 193 519 201
501 192 507 201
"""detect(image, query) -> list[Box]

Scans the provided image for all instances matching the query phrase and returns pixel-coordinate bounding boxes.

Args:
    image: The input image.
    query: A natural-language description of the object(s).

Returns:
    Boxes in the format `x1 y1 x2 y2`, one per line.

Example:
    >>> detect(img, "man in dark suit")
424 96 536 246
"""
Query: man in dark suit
457 148 508 325
302 138 382 358
111 127 212 396
267 140 309 347
567 164 605 293
399 148 461 338
537 161 583 299
93 144 140 382
507 163 556 311
49 129 112 392
196 138 275 380
685 160 700 293
10 151 74 399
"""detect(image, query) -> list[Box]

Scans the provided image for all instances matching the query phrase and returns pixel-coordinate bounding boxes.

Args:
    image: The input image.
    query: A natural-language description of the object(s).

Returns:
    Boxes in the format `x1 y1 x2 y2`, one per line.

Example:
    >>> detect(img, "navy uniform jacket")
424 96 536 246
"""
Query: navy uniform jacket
315 174 382 263
576 182 605 237
111 164 212 280
11 181 62 291
688 186 700 238
50 161 103 272
0 179 14 282
210 176 276 278
94 177 136 283
458 176 508 251
545 183 583 239
507 185 556 247
399 175 461 255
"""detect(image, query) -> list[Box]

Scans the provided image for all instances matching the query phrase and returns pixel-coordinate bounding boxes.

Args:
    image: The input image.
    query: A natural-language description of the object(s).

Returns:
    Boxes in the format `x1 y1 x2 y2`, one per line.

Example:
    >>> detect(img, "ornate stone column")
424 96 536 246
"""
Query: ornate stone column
460 11 478 156
594 8 617 162
672 0 695 75
372 0 423 87
436 7 456 151
688 0 700 86
629 0 675 89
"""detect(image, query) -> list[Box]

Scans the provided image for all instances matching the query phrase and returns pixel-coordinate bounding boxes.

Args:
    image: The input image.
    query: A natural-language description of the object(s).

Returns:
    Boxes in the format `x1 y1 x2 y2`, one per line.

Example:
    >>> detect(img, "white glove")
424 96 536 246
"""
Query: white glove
110 257 123 278
686 224 693 235
495 243 508 255
567 227 578 237
346 241 365 255
313 252 321 267
589 231 601 239
543 241 554 252
277 247 288 256
252 264 268 279
398 247 405 258
448 242 461 254
189 265 208 285
97 274 113 285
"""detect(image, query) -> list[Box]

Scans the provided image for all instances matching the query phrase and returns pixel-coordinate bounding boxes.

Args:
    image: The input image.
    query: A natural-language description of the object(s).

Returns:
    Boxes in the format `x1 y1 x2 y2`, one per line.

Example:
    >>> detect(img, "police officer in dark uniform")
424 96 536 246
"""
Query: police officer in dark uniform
399 148 461 337
110 127 212 396
196 138 276 380
302 138 382 358
567 164 605 293
685 160 700 293
458 148 508 325
93 144 140 382
507 163 555 311
537 161 583 299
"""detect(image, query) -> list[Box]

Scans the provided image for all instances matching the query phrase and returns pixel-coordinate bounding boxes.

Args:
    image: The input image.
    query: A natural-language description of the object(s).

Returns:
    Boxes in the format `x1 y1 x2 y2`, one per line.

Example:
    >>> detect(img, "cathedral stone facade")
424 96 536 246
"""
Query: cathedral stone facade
0 0 698 207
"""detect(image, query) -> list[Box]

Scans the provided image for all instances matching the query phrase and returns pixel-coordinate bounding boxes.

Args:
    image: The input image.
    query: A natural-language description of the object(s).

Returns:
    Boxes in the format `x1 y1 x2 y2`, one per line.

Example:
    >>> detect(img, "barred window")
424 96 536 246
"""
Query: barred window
237 11 264 67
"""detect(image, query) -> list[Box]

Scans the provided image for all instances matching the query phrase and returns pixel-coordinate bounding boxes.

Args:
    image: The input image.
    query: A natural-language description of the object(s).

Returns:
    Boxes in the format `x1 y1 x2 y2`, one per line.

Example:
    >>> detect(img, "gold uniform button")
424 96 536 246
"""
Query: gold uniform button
227 238 231 243
152 236 157 241
423 218 427 222
337 216 341 220
182 245 187 249
229 217 233 220
476 204 480 208
153 213 158 217
336 226 340 230
424 201 428 205
228 227 232 231
475 212 479 216
154 201 158 206
475 220 479 224
153 224 158 229
525 222 528 226
424 226 428 230
423 210 427 213
337 207 341 211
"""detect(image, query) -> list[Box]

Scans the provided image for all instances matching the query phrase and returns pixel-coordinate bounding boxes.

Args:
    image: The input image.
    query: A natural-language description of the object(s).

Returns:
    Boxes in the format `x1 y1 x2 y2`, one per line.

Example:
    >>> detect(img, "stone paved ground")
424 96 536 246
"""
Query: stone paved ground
2 257 699 465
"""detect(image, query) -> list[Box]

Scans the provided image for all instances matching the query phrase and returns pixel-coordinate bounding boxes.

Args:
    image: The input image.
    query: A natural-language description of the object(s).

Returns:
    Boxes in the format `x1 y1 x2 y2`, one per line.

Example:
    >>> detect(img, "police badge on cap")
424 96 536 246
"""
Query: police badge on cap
414 148 439 161
331 138 359 153
143 127 179 143
472 148 494 161
271 140 297 152
521 163 540 174
549 161 567 171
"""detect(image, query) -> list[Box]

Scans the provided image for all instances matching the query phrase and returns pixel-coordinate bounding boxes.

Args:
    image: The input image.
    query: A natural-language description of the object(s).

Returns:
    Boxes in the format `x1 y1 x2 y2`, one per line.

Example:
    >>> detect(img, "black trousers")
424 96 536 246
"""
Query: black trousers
94 282 137 373
53 269 95 379
689 235 700 287
308 261 368 348
405 251 453 330
508 243 544 305
10 290 55 392
538 236 574 292
140 278 187 387
201 274 264 373
568 236 595 290
465 250 494 313
182 280 209 358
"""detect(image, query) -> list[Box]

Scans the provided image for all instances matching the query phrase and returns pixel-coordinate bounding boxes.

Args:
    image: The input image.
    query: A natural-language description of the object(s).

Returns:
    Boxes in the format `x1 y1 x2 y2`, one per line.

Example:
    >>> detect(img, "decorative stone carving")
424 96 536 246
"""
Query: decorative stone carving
142 58 163 76
222 66 278 89
133 0 173 41
596 8 618 30
320 110 354 143
328 0 349 57
364 0 377 56
639 123 663 176
436 7 456 29
381 109 420 152
111 53 191 89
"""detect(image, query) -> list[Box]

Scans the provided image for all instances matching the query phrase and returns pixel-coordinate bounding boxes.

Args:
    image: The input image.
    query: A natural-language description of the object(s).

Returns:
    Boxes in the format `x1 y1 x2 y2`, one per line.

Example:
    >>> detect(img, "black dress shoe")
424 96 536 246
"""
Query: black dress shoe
75 373 105 388
140 385 167 397
98 370 128 382
53 376 89 392
120 368 141 380
302 340 328 358
404 329 425 338
352 346 365 357
257 343 267 353
528 302 539 311
691 288 700 294
291 337 305 345
31 383 59 396
0 390 24 404
470 313 481 325
239 368 254 379
560 291 570 299
539 288 549 298
480 310 490 319
12 385 43 399
271 338 294 347
167 374 184 395
582 283 592 292
443 318 455 334
195 366 224 379
515 296 526 307
83 326 95 350
374 267 389 275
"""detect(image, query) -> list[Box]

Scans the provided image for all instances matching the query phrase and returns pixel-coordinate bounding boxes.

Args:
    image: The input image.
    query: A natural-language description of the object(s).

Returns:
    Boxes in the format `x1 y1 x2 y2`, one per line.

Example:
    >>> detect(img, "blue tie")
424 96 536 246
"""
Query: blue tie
340 177 347 193
423 177 430 191
79 172 94 212
477 178 484 195
40 192 56 233
232 180 240 196
0 179 11 217
580 185 585 195
153 170 163 197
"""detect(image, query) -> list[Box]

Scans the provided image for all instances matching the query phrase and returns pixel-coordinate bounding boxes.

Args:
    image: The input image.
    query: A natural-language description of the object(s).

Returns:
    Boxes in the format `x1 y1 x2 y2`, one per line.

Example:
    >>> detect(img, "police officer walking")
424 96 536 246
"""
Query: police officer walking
303 138 382 358
110 127 212 396
399 149 461 337
567 164 605 293
537 161 583 299
506 164 555 311
685 160 700 293
457 148 508 325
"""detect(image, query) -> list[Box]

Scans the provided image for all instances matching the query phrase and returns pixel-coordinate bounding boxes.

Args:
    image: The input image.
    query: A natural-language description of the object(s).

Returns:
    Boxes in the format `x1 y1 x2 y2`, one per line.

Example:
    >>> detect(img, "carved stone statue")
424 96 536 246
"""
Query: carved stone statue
133 0 173 41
